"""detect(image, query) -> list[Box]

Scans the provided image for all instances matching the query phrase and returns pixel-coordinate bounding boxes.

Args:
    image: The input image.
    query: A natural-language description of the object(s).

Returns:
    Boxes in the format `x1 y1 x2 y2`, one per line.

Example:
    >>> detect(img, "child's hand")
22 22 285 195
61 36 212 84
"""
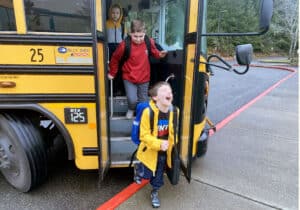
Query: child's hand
160 140 169 151
159 51 168 58
107 73 114 80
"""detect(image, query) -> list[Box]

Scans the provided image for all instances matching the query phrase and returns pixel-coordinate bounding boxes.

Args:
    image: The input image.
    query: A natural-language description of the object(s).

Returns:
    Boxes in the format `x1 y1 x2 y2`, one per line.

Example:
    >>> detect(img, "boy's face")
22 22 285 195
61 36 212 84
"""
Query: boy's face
130 32 146 44
154 85 173 108
111 8 121 22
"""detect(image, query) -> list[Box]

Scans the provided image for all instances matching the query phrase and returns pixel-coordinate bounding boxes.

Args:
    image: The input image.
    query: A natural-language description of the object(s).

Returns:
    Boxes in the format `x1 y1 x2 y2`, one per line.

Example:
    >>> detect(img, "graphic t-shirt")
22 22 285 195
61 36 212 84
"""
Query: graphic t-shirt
157 111 169 140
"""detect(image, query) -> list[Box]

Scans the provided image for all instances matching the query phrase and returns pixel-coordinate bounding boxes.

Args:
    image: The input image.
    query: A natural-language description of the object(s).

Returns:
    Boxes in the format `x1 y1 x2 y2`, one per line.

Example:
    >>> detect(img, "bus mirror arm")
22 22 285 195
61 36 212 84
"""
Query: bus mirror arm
202 54 235 73
202 55 250 75
202 43 253 75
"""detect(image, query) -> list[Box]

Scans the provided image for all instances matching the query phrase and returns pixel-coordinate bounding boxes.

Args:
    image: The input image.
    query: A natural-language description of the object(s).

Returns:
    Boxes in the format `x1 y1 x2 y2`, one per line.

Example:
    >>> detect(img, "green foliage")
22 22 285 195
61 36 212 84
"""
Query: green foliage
207 0 298 57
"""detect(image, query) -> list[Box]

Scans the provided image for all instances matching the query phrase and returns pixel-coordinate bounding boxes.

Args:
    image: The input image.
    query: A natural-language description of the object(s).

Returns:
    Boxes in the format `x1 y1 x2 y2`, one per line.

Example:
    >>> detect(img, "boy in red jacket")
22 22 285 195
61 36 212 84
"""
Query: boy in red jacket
108 19 167 119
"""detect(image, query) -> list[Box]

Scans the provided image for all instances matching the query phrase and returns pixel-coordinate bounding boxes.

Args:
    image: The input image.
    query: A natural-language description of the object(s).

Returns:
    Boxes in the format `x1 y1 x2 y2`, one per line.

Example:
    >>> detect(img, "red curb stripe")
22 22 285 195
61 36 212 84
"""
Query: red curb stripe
233 64 296 72
97 65 296 209
249 64 296 72
97 179 149 210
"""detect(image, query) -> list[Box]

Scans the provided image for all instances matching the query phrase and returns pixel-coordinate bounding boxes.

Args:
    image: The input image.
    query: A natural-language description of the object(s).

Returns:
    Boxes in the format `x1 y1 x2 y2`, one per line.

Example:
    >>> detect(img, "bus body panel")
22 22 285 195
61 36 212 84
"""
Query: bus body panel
0 74 95 94
0 45 93 65
40 103 99 169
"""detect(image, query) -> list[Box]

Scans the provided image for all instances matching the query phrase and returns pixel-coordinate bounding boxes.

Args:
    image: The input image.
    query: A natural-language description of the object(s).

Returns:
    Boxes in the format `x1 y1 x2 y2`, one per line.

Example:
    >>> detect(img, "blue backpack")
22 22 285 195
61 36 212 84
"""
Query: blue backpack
131 101 154 145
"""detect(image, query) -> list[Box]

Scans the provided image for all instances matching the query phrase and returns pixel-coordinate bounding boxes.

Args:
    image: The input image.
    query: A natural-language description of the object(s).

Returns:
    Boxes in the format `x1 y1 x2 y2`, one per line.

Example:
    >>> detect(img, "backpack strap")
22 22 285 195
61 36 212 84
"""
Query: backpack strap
119 36 131 69
149 106 154 134
171 106 179 169
172 106 177 131
124 36 131 61
144 35 152 58
172 106 178 145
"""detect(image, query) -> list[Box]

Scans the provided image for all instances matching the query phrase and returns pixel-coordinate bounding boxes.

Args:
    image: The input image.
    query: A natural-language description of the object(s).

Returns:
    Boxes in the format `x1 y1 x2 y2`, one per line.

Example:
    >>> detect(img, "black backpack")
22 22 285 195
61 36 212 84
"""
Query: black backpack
119 35 152 68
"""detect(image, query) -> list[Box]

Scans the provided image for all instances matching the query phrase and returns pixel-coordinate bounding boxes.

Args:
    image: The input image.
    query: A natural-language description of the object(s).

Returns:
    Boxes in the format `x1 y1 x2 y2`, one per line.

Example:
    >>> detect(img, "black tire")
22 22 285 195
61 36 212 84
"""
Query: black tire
0 113 47 192
196 139 208 157
196 130 209 158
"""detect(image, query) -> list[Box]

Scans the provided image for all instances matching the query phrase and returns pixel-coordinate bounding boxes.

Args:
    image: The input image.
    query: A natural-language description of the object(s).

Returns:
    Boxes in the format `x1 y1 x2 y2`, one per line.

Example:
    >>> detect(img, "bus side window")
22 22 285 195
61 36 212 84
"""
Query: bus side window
24 0 92 33
0 0 16 31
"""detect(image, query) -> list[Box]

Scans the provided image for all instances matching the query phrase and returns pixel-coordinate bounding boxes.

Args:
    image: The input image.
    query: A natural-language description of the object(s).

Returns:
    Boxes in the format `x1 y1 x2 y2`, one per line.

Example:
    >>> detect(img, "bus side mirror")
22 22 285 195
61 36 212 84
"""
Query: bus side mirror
235 44 253 65
259 0 273 32
206 44 253 75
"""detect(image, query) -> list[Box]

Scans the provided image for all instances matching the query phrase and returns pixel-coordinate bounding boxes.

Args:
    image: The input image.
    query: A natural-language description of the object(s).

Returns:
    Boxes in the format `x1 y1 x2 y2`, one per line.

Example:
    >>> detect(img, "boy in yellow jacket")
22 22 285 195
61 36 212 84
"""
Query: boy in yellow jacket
134 81 179 208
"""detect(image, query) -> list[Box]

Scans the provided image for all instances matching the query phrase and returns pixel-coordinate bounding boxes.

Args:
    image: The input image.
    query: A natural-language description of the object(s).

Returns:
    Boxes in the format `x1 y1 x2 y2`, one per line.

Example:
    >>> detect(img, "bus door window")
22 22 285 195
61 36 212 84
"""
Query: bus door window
162 0 185 50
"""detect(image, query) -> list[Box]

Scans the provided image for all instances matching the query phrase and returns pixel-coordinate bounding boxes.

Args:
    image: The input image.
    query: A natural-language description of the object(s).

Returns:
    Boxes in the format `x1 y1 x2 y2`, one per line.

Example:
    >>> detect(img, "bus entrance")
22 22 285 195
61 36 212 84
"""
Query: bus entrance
102 0 211 181
102 0 192 177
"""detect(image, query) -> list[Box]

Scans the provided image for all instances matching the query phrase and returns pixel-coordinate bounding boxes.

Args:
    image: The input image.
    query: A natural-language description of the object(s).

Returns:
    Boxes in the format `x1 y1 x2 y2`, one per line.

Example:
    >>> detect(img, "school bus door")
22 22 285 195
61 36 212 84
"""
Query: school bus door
180 0 204 182
94 0 110 180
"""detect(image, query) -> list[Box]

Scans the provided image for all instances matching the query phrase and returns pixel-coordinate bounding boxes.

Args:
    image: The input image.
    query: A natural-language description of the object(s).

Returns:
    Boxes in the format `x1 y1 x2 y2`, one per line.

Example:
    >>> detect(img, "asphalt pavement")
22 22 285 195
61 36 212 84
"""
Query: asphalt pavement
113 65 298 210
0 62 297 210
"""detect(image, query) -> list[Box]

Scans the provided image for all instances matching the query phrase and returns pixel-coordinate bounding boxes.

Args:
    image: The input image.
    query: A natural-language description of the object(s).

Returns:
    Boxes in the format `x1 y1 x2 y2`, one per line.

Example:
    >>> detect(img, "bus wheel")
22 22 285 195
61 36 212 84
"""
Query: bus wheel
0 113 47 192
196 130 209 158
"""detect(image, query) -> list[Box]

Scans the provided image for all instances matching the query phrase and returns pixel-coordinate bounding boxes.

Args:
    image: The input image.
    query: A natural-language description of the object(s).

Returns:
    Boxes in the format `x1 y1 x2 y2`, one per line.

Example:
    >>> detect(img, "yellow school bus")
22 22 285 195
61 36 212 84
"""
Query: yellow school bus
0 0 272 192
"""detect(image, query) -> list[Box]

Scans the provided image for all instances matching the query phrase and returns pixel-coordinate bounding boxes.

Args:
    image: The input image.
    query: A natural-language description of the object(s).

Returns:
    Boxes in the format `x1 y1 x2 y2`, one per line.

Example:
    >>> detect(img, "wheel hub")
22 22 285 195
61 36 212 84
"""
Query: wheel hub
0 144 11 169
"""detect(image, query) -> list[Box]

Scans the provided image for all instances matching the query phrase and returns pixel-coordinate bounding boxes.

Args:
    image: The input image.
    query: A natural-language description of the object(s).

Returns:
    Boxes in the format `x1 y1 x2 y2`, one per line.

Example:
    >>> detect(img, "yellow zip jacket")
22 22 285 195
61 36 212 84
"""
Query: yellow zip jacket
136 100 179 175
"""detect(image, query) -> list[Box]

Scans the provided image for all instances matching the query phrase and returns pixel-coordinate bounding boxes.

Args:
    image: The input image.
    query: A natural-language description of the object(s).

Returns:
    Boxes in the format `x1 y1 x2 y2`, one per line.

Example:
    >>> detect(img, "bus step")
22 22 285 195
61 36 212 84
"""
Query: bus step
110 160 139 168
110 136 131 142
110 139 137 167
109 96 128 114
110 118 132 136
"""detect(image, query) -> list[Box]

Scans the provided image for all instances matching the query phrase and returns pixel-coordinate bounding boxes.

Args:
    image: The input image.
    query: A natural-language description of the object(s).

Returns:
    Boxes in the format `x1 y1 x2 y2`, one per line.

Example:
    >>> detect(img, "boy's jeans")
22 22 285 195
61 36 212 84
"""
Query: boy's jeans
136 153 166 190
123 80 149 110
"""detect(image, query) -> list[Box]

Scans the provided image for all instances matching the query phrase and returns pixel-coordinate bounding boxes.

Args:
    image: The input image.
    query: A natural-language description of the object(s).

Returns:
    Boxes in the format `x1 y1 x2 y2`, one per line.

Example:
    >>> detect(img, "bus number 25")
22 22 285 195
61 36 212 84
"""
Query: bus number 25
30 48 44 62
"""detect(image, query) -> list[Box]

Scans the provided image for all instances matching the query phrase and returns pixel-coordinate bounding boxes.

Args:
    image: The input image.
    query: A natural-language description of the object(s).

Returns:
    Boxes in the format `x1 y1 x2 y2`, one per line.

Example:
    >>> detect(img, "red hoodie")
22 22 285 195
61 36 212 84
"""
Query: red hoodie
108 38 161 84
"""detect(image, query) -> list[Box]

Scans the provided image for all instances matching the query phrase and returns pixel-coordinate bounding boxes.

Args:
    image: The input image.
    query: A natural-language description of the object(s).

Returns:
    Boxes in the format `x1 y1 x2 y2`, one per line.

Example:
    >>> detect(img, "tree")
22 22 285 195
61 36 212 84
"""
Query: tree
273 0 298 61
207 0 260 56
206 0 299 60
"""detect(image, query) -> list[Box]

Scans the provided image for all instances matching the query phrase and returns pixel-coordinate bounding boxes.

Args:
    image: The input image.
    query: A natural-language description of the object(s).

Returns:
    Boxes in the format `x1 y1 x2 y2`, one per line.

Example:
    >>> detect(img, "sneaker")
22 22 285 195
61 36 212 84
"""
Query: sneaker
133 164 142 184
126 109 134 119
151 190 160 208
